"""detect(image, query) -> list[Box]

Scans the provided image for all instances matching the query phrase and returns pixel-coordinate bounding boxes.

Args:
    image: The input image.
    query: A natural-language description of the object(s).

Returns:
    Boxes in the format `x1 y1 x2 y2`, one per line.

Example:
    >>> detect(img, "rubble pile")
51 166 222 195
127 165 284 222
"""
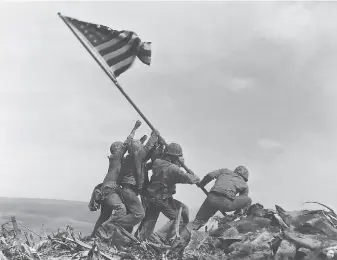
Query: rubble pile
184 202 337 260
1 202 336 260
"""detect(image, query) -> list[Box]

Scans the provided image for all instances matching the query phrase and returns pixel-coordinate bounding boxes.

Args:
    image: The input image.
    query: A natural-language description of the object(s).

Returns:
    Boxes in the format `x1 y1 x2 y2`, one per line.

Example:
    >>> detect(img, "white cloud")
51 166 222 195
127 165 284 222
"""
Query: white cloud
227 78 254 92
255 3 313 42
257 138 284 151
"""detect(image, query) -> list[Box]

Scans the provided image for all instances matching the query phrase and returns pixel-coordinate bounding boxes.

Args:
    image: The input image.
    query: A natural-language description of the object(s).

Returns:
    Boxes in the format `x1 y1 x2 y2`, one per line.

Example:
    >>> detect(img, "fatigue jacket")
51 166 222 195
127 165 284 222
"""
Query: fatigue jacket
120 131 159 189
102 134 134 185
198 168 249 200
147 159 200 199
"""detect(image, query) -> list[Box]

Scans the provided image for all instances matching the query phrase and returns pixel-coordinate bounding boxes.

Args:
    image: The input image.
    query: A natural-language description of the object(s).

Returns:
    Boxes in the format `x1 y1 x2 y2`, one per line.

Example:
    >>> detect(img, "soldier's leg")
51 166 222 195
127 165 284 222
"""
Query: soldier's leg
91 204 112 236
189 193 219 231
218 194 252 213
158 198 186 240
137 204 161 241
95 192 127 240
173 199 189 224
113 186 145 232
149 220 174 244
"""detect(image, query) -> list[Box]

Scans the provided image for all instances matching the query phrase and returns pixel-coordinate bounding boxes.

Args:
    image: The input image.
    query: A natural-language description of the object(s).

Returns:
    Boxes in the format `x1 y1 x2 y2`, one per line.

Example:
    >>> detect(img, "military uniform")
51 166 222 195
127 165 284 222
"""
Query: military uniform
93 122 140 240
111 131 159 233
190 166 252 230
138 157 200 240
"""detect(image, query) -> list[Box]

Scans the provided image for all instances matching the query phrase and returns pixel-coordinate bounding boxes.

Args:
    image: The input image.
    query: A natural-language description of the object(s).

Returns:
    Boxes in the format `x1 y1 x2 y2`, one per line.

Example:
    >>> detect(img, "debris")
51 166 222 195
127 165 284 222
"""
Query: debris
274 240 296 259
1 202 337 260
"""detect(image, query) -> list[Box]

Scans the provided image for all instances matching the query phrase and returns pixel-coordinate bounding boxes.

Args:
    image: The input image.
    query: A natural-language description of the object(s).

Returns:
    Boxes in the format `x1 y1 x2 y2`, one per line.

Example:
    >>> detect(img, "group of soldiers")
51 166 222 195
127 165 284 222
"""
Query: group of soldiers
88 120 252 245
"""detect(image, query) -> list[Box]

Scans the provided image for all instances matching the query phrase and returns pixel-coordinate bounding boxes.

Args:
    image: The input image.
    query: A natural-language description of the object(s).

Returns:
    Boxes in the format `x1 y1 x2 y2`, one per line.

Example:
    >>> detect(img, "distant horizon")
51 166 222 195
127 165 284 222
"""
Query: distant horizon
1 196 334 213
0 196 89 203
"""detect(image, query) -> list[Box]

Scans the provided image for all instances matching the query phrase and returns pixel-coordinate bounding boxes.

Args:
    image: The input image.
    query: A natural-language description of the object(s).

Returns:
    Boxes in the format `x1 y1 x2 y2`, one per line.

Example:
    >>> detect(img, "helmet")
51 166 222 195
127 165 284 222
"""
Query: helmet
110 141 123 154
129 139 143 153
164 143 183 157
234 166 249 182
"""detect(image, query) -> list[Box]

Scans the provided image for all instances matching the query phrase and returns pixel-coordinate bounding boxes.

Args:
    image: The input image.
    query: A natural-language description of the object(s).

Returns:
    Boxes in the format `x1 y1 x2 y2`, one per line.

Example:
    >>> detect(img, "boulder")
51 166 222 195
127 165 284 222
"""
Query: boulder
274 240 296 259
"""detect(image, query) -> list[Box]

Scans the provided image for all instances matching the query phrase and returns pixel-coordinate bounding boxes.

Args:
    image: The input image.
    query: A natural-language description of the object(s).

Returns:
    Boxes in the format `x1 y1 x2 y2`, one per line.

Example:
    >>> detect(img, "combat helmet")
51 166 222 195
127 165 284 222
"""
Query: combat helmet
164 143 183 157
234 166 249 182
110 141 124 154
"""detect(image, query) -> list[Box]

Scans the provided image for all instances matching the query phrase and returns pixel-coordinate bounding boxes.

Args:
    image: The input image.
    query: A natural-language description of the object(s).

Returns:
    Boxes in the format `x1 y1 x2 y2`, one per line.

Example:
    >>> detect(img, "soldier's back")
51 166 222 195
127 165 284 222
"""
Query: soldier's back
211 170 247 196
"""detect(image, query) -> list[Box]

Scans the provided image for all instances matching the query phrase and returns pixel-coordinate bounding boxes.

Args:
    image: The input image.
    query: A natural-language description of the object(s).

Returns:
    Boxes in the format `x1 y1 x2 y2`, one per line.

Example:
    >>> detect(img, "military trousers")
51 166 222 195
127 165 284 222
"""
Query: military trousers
112 185 145 233
137 197 189 241
94 187 127 240
189 191 252 230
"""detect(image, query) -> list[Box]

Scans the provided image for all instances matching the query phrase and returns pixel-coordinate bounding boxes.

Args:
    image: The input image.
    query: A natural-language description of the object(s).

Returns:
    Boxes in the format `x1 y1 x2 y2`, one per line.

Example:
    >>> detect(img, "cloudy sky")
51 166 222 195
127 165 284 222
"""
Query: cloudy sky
1 1 337 212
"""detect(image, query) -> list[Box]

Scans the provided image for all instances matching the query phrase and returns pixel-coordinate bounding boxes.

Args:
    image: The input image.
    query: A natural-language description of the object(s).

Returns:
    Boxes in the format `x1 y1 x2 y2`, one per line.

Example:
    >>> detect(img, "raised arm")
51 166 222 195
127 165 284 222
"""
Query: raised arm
122 120 142 154
143 130 160 155
197 168 230 188
151 142 165 161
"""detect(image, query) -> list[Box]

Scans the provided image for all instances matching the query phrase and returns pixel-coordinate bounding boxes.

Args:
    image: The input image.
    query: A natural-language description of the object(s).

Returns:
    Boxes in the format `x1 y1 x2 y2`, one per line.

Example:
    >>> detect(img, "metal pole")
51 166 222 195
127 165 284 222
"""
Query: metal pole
58 13 208 195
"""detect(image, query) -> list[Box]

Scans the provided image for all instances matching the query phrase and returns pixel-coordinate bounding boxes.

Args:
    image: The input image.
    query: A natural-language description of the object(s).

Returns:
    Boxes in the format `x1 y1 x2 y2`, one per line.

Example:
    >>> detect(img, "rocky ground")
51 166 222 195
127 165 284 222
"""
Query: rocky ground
1 202 336 260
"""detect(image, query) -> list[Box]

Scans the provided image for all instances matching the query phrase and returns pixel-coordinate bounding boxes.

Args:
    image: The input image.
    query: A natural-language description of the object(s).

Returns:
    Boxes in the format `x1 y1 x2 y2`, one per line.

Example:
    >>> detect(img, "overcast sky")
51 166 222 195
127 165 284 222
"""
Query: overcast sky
1 1 337 212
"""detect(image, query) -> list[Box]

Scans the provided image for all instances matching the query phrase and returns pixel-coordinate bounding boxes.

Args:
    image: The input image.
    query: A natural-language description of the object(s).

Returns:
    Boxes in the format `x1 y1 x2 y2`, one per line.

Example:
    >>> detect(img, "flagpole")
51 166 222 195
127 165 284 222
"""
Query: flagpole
57 13 208 196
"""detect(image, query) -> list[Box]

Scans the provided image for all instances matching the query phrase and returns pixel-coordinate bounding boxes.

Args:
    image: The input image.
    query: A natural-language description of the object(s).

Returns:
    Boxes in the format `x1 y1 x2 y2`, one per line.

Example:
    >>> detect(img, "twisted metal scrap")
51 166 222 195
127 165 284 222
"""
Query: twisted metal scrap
304 202 336 216
304 201 337 227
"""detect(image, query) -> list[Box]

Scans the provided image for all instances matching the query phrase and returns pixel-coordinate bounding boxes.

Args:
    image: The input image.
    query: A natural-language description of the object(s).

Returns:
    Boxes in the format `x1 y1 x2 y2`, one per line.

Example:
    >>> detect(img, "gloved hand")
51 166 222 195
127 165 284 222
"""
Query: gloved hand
152 129 160 136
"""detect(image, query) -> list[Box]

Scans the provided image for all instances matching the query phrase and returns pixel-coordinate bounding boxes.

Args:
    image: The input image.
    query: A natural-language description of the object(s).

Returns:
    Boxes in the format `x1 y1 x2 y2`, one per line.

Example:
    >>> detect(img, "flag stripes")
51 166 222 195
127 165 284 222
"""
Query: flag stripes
62 15 151 77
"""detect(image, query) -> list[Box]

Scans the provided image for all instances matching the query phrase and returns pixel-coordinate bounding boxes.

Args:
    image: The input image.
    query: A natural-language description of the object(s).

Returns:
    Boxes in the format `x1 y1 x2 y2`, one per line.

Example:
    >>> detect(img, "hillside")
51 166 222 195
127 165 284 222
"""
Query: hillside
0 197 98 236
0 197 197 236
1 201 336 260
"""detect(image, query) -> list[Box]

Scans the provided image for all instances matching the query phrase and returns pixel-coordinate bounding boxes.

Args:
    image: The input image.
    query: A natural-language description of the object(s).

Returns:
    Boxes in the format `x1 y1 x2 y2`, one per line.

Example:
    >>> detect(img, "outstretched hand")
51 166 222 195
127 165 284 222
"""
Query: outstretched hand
134 120 142 129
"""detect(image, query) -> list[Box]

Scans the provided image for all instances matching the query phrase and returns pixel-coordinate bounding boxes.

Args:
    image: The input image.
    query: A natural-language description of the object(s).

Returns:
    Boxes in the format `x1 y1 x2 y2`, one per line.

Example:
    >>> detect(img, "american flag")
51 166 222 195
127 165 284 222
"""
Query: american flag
62 15 151 77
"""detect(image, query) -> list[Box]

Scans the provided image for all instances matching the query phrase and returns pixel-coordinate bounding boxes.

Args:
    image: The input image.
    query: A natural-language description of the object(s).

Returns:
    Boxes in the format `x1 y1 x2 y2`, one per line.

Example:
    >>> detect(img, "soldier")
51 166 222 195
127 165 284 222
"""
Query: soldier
189 166 252 231
133 140 166 238
109 129 160 233
90 120 142 240
137 143 200 241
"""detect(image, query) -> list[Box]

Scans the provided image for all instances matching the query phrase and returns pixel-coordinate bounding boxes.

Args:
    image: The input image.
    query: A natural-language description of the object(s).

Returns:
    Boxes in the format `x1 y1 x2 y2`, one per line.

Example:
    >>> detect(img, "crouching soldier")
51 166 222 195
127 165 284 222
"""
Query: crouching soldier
189 166 252 231
137 143 200 241
90 120 141 240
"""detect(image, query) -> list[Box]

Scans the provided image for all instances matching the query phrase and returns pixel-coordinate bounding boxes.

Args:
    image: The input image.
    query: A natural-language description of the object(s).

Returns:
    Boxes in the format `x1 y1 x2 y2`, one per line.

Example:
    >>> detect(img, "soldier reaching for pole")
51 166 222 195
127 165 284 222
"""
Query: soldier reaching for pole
88 120 141 239
189 166 252 231
109 129 160 233
137 143 200 241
